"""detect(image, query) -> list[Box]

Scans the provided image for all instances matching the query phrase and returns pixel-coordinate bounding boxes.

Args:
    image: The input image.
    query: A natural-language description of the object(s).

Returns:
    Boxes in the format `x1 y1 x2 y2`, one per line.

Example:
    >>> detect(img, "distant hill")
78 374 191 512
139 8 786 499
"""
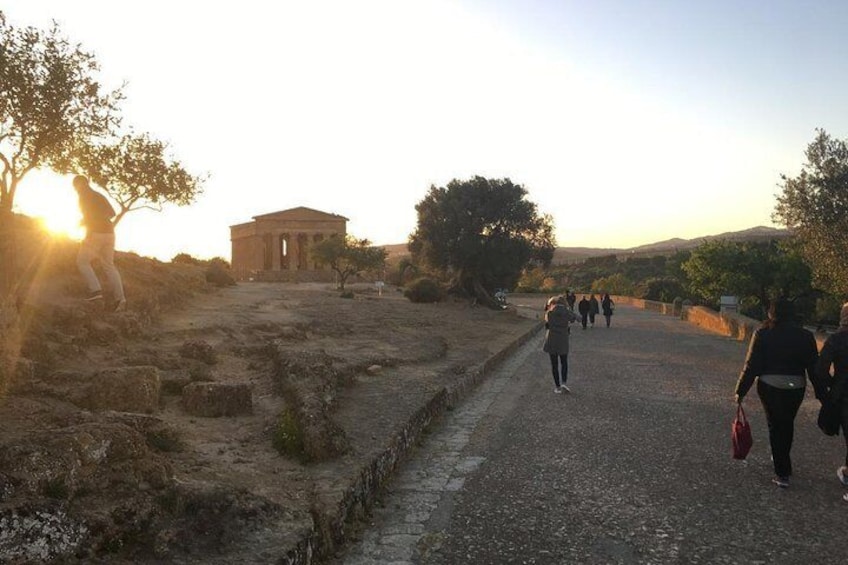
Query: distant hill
381 226 791 264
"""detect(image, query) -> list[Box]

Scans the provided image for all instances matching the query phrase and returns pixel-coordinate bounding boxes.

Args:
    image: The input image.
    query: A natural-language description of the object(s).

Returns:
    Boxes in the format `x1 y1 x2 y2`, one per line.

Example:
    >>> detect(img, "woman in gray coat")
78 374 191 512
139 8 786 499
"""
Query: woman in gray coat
543 295 579 393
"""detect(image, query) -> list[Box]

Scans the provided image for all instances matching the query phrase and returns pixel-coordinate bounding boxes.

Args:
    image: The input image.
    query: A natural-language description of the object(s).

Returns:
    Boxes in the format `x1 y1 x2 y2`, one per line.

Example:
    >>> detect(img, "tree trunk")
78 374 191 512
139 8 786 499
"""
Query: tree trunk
0 207 18 299
471 278 500 310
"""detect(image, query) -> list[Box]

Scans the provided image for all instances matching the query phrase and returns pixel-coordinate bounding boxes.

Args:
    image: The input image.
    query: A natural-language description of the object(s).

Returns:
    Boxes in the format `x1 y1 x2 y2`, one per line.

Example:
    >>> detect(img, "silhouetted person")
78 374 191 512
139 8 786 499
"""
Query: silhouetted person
601 293 615 327
74 175 126 312
578 295 590 330
588 294 600 328
543 295 578 393
815 301 848 501
566 290 576 311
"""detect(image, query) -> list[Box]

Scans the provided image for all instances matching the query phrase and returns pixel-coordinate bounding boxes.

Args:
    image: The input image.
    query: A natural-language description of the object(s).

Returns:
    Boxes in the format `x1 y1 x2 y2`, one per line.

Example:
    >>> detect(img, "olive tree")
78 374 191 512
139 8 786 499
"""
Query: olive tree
774 129 848 296
311 235 387 291
55 131 206 224
408 176 555 307
0 12 123 293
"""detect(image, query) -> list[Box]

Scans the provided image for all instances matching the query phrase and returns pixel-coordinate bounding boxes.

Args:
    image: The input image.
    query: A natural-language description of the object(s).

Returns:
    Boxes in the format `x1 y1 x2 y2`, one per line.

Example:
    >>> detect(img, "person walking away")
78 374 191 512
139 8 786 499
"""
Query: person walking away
543 295 578 393
566 290 576 312
73 175 126 312
815 301 848 501
601 293 615 328
577 295 590 330
734 298 824 488
588 294 600 328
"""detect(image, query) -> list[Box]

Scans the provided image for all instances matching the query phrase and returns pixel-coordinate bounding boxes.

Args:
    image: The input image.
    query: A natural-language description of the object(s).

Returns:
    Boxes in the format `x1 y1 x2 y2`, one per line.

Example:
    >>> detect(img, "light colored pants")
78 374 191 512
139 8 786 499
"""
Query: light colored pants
77 232 125 301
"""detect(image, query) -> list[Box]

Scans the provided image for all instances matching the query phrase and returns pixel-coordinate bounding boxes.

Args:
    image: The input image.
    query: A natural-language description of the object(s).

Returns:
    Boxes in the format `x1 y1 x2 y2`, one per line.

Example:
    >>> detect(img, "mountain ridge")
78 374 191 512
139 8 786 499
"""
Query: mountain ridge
382 225 790 263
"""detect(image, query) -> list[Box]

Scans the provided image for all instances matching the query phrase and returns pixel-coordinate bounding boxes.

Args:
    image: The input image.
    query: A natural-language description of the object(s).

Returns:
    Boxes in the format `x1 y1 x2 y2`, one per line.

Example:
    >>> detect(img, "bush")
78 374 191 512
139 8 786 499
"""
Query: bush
171 253 201 265
272 407 305 461
404 277 444 303
205 262 235 287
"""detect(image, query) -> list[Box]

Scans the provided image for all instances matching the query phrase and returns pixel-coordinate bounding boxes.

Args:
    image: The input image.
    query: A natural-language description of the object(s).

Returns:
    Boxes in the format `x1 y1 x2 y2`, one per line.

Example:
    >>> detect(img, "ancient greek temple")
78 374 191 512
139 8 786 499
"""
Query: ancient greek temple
229 207 348 281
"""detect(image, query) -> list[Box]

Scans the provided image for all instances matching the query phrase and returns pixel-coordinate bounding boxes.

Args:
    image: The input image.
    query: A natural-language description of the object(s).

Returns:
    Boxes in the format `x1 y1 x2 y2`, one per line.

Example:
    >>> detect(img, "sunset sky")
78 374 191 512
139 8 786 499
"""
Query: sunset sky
8 0 848 261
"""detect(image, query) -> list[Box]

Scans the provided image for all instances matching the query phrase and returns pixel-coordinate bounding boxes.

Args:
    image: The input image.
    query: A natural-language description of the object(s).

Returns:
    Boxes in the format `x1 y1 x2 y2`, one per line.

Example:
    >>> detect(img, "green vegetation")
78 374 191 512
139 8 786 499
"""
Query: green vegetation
403 277 444 304
311 234 387 291
408 176 554 308
774 129 848 297
272 407 306 461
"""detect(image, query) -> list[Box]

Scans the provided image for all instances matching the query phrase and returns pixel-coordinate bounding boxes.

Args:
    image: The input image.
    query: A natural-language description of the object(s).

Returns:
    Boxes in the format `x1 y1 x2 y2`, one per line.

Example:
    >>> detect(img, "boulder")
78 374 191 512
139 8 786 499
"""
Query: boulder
86 366 161 414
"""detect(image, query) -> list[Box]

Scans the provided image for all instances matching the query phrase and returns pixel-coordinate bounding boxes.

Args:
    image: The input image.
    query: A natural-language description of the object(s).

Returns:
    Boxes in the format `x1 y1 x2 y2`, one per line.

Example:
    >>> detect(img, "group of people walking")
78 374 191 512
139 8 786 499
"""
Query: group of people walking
735 298 848 500
542 291 615 394
542 291 848 501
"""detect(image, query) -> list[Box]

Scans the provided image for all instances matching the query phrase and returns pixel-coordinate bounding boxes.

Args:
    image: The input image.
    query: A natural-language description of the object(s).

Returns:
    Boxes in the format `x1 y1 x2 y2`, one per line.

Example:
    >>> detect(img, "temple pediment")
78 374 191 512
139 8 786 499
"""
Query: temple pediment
251 207 349 223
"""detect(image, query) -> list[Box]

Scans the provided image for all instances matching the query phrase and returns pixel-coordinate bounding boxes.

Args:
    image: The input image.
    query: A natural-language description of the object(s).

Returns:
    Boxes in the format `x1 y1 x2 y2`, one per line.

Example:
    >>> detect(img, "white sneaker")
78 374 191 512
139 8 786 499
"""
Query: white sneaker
838 466 848 486
554 387 562 394
561 385 571 393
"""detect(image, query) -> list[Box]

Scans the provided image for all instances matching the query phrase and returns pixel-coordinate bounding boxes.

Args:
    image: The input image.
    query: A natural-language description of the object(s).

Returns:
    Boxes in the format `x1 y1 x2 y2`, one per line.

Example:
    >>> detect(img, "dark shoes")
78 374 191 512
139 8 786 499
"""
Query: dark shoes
772 476 790 489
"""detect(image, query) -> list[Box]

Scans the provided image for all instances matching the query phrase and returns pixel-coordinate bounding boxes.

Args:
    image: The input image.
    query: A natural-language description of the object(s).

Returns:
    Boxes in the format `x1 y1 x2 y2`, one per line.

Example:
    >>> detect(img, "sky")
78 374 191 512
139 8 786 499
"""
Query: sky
7 0 848 261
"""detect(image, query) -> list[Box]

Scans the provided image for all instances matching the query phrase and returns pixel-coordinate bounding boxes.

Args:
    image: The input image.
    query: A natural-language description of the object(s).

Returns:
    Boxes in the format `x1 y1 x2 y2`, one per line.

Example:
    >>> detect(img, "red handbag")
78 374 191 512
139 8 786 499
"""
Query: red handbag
731 405 753 460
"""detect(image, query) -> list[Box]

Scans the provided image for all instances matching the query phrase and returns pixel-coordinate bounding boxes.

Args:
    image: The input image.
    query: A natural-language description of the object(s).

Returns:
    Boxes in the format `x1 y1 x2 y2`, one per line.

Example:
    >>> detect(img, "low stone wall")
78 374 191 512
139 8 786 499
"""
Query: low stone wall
281 321 545 564
612 296 828 348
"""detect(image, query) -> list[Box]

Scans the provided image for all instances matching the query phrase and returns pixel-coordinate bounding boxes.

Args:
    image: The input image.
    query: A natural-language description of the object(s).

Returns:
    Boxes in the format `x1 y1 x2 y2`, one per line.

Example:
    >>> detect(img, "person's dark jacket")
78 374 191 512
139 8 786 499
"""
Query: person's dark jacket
589 297 600 315
602 297 614 316
816 327 848 404
577 298 590 315
78 189 116 235
735 323 822 400
543 304 577 355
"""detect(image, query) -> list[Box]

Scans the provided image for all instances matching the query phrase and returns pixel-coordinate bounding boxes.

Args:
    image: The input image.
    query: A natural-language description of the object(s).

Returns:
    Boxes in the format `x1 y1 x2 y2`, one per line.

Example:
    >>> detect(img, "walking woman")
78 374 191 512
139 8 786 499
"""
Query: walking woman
734 298 824 488
815 301 848 501
543 296 578 393
601 293 615 328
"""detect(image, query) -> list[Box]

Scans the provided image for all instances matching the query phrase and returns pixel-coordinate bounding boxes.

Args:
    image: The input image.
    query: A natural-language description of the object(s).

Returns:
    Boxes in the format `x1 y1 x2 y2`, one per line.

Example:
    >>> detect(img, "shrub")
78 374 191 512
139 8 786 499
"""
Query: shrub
340 291 354 299
272 407 305 461
205 262 235 287
171 253 200 265
403 277 444 303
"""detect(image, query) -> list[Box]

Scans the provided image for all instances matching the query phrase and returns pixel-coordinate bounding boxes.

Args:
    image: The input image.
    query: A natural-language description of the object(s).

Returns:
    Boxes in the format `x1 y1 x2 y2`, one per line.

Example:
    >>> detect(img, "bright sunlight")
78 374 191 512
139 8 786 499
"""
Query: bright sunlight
14 170 85 240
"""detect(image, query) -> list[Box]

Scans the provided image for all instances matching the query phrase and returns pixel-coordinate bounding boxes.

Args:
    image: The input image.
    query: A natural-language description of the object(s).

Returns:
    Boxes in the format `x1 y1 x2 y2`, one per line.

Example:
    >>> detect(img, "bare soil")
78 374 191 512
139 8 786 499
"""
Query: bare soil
1 246 544 564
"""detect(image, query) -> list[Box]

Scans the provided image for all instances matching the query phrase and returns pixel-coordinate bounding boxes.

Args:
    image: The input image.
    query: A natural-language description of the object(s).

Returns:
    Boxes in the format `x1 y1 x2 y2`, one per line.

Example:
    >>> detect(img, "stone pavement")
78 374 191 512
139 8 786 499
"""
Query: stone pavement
330 305 848 565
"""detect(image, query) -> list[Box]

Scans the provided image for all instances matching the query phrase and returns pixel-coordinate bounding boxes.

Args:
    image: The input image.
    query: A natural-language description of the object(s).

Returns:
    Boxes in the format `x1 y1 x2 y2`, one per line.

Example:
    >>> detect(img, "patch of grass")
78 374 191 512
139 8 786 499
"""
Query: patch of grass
43 477 69 500
272 407 305 461
339 291 354 299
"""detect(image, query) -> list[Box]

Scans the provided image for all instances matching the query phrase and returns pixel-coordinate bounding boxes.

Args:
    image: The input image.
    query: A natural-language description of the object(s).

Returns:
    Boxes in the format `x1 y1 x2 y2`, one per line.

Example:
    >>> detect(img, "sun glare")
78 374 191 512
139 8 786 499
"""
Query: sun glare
14 170 85 240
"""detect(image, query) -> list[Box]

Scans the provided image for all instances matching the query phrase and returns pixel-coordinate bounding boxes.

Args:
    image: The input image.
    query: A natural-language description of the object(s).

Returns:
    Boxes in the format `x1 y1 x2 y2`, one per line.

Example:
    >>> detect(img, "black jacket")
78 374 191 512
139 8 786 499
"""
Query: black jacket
735 323 822 400
816 327 848 403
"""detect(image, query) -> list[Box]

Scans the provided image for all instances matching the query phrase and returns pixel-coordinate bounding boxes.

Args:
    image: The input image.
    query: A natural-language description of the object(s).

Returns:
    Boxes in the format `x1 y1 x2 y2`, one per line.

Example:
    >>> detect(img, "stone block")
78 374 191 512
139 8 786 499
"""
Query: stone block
86 366 161 413
181 382 252 417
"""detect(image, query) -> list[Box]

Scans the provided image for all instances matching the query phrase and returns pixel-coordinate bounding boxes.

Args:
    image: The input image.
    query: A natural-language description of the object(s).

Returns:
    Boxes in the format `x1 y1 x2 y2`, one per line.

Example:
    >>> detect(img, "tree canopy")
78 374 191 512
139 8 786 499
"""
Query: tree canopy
774 128 848 296
311 235 387 291
408 176 555 306
54 131 206 224
0 12 123 214
682 239 813 318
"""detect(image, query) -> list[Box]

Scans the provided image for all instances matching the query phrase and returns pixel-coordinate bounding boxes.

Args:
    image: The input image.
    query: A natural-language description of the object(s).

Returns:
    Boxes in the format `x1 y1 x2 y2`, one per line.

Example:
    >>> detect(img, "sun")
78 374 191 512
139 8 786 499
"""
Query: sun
14 170 85 240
